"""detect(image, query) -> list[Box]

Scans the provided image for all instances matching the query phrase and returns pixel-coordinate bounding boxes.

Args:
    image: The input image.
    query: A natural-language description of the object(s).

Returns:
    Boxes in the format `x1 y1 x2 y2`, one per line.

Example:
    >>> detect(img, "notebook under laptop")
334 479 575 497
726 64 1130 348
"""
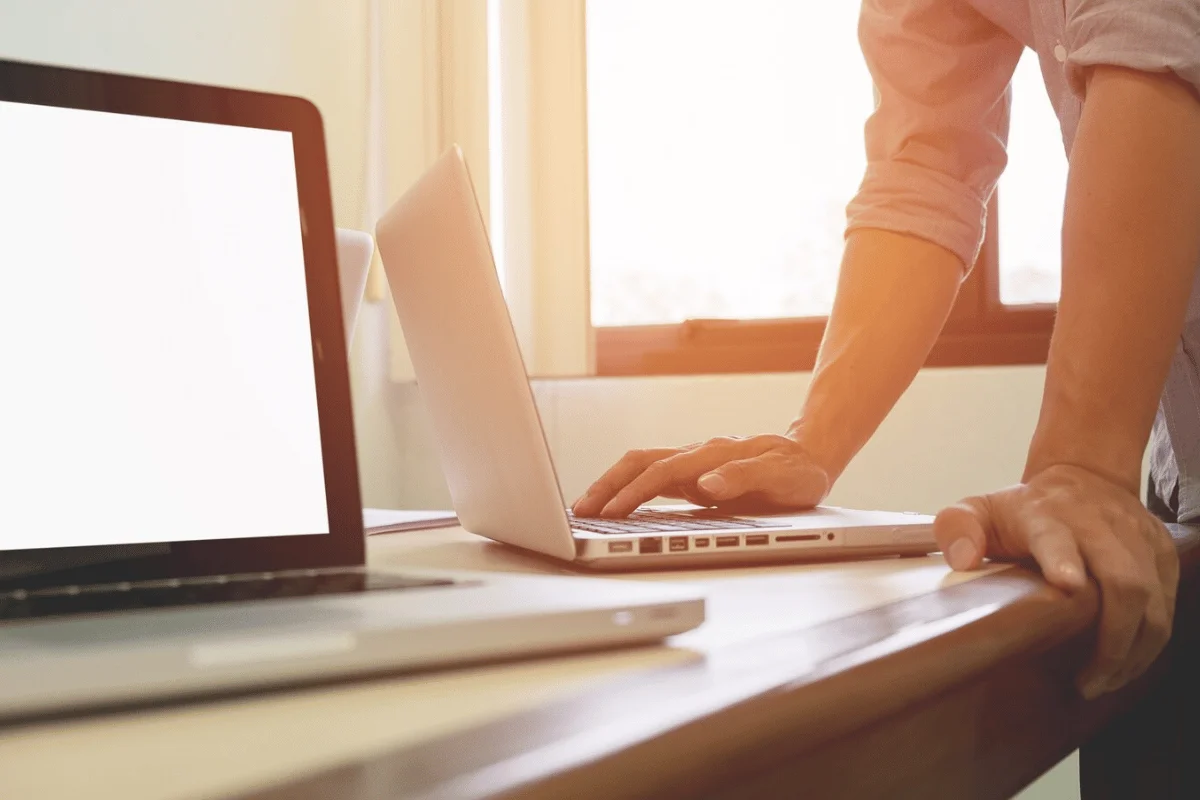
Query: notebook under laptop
0 60 703 721
376 147 939 569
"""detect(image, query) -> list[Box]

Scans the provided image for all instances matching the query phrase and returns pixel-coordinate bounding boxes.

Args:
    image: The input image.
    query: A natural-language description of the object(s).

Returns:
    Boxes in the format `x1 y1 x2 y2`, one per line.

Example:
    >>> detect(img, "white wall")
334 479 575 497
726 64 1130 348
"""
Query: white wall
388 366 1049 512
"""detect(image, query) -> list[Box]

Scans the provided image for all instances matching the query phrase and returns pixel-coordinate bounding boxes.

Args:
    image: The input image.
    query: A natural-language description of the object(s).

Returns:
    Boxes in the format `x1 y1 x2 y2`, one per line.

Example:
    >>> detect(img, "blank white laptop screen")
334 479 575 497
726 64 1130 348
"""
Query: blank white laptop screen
0 100 328 550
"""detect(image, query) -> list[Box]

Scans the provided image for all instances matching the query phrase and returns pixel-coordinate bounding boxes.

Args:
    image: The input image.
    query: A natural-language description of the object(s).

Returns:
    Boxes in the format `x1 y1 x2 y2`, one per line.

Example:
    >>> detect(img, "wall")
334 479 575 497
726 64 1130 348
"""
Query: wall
389 366 1049 512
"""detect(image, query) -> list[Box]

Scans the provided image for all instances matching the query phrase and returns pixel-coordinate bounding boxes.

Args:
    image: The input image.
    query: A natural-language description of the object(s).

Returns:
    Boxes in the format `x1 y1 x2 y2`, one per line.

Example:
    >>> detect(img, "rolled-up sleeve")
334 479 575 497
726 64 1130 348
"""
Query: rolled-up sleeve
848 0 1023 271
1065 0 1200 98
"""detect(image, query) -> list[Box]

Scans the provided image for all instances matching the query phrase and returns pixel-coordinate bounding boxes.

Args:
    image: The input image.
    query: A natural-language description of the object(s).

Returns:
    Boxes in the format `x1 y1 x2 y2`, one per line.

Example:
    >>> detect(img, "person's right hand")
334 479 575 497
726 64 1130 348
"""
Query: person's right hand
571 434 831 518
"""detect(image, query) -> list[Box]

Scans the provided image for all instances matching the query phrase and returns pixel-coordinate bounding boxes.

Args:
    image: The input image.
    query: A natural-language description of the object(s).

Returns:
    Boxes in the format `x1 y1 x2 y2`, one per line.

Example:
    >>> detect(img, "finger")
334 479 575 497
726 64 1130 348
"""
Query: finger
933 500 991 571
1144 516 1180 614
1076 542 1153 698
1020 514 1087 592
663 484 712 507
1101 518 1175 691
572 448 680 516
600 439 753 517
1106 589 1171 692
697 452 827 507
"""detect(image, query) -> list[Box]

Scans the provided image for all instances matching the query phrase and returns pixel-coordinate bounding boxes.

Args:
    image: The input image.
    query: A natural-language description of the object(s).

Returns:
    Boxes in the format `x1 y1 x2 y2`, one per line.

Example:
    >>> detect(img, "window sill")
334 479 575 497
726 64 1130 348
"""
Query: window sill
595 309 1054 377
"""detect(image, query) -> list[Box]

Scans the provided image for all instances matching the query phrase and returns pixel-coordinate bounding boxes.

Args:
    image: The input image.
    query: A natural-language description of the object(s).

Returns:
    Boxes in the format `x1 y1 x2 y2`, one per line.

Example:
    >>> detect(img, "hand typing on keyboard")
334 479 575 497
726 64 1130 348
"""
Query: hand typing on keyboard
571 434 830 518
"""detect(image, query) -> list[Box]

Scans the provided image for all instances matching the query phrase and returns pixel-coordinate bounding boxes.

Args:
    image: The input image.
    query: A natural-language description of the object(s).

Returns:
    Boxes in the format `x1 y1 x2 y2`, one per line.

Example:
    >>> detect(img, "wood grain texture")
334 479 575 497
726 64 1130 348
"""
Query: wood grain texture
243 526 1200 800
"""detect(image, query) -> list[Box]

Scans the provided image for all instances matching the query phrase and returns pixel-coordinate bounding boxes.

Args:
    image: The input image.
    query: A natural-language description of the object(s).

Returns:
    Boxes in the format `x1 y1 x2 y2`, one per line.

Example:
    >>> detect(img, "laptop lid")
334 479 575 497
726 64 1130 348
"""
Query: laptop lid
0 59 364 587
375 147 578 561
335 228 374 346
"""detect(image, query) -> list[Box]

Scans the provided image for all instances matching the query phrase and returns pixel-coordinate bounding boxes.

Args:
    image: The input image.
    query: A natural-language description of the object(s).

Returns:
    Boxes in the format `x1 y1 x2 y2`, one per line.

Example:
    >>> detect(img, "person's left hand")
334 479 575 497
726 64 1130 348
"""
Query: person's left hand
933 464 1180 699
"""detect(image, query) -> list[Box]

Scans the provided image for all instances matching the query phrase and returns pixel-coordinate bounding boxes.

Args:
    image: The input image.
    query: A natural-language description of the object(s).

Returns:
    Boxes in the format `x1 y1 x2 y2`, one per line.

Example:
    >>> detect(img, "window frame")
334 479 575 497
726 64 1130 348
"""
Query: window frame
594 198 1056 376
476 0 1056 380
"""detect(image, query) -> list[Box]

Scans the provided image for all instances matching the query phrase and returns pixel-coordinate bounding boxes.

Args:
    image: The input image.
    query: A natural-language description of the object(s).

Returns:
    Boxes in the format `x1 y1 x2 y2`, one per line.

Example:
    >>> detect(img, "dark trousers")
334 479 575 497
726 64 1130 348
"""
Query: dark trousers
1080 475 1196 798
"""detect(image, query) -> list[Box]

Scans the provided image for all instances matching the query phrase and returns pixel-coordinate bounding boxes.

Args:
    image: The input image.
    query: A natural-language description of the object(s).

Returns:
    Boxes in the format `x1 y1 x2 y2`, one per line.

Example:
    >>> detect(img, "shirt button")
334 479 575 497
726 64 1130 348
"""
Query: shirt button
1054 43 1067 63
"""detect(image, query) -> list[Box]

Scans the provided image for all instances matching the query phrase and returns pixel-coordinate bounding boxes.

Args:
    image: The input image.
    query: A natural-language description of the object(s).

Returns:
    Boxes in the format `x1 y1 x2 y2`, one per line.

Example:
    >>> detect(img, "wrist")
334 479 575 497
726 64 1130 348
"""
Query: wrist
1024 431 1143 497
785 420 847 486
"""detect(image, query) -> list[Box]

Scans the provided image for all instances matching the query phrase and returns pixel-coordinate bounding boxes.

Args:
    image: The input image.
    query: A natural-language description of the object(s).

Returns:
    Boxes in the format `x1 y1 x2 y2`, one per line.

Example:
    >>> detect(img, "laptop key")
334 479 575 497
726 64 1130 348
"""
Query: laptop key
570 510 778 535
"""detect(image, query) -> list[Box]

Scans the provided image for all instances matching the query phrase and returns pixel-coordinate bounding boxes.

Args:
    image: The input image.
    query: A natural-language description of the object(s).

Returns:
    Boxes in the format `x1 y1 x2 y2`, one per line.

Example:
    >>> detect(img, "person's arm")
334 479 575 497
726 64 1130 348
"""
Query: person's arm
572 229 962 518
1028 67 1200 492
785 229 961 483
936 65 1200 697
573 0 1023 517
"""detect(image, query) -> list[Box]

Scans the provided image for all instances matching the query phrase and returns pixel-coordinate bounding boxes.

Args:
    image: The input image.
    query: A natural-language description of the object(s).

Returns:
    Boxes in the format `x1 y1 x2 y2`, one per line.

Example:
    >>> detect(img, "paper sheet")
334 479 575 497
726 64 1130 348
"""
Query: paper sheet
362 508 458 535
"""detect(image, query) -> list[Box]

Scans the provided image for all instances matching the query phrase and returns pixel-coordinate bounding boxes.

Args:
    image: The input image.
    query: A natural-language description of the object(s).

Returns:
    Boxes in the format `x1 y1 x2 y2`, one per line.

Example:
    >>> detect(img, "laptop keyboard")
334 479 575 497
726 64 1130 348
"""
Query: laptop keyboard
568 510 777 535
0 569 457 623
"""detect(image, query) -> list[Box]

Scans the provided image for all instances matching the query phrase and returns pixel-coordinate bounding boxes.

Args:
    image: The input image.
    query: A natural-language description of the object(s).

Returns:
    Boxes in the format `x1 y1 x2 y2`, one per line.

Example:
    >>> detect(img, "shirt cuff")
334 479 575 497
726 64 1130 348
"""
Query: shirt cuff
846 159 989 271
1065 2 1200 98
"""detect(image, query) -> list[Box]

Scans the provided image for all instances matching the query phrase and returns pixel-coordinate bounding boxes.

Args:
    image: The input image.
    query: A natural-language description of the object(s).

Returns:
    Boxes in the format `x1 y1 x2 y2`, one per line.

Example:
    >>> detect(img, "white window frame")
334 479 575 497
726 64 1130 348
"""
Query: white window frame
379 0 492 380
383 0 592 381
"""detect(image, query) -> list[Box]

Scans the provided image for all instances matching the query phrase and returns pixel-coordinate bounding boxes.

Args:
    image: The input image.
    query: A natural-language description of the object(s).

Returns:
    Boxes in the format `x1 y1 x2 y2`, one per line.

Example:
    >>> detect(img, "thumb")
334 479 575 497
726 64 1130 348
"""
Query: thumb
697 458 758 501
934 498 992 571
698 453 828 506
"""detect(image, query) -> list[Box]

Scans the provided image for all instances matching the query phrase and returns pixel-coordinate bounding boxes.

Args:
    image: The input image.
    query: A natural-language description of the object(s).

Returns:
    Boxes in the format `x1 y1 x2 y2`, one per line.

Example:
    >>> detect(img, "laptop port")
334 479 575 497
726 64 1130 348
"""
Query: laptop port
668 536 689 552
745 534 770 546
715 536 740 548
608 540 634 553
776 533 821 543
694 537 711 548
639 537 663 554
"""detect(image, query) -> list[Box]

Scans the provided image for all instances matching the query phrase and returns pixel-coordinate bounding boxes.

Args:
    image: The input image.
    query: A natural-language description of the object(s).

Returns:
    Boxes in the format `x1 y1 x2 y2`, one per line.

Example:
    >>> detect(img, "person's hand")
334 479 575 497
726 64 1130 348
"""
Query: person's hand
934 464 1179 699
571 434 831 518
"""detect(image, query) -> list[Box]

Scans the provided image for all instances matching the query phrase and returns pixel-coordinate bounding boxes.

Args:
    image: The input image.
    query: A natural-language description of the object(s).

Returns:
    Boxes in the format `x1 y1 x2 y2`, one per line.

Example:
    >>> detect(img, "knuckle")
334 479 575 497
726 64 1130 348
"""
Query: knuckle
1106 568 1152 604
620 448 653 465
1145 606 1173 646
751 433 790 448
640 460 674 483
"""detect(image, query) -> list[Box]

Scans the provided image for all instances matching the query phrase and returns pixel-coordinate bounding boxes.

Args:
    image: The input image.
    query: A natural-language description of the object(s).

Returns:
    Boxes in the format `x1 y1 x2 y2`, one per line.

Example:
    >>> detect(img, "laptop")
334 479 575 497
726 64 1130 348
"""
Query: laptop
375 147 940 569
334 227 375 345
0 59 704 721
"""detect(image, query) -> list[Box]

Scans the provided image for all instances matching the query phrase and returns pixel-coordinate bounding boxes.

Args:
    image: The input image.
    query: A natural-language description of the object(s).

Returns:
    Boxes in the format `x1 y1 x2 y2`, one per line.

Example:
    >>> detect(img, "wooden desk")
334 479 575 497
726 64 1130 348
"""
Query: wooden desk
2 526 1197 800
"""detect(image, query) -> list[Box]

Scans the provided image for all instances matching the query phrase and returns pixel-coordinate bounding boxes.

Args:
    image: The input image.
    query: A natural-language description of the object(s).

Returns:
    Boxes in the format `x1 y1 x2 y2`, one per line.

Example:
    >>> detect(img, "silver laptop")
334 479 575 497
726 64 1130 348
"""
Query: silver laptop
334 227 375 345
375 147 939 569
0 59 703 721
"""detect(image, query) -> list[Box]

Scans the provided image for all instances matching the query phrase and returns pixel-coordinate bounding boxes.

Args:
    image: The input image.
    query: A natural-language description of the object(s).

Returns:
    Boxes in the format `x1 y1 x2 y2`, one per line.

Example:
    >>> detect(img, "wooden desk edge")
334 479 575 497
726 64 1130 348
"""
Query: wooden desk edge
243 526 1200 800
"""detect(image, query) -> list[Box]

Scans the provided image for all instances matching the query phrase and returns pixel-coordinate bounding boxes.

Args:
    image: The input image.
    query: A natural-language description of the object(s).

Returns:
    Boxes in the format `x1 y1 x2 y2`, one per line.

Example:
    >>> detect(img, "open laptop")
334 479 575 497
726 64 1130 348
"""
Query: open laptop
0 59 703 721
334 227 375 345
375 147 939 569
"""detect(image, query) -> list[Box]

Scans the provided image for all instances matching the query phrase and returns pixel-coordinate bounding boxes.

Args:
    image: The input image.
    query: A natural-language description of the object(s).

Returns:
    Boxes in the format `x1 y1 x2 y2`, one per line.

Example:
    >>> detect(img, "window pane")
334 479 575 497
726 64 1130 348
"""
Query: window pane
998 51 1067 305
585 0 872 326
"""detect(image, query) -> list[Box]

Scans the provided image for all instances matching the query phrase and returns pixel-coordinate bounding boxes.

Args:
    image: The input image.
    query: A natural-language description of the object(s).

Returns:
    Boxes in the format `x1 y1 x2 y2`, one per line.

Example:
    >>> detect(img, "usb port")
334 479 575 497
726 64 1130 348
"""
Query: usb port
639 537 663 554
694 537 711 548
669 536 689 552
745 534 770 546
715 535 740 548
608 540 634 553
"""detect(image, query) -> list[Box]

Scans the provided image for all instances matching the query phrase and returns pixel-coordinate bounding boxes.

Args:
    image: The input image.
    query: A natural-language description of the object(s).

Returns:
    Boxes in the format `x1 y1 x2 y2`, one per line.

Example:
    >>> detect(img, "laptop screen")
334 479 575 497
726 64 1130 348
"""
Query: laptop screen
0 99 330 553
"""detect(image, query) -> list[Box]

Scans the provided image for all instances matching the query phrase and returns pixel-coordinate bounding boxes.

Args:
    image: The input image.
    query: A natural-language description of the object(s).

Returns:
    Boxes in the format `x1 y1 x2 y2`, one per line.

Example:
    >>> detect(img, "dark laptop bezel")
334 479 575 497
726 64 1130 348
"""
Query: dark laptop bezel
0 59 365 588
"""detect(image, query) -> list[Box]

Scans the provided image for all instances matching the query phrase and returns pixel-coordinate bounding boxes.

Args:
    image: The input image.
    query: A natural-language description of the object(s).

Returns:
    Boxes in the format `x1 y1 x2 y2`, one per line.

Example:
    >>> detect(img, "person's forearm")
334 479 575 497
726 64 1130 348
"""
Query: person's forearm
1025 67 1200 495
789 229 963 481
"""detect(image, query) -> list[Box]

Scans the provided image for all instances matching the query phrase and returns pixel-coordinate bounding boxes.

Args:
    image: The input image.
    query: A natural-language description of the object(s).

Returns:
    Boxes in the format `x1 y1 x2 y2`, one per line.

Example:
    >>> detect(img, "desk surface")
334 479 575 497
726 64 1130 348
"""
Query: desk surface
2 525 1198 800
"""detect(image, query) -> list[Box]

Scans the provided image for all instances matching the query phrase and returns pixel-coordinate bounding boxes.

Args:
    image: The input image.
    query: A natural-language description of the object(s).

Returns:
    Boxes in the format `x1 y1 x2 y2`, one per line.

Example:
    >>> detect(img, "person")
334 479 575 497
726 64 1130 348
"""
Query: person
573 0 1200 700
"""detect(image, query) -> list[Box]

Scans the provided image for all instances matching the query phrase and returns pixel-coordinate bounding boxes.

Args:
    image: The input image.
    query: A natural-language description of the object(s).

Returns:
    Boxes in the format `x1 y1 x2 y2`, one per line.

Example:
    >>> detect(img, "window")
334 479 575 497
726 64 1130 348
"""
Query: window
586 0 869 326
581 1 1064 375
999 51 1068 305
